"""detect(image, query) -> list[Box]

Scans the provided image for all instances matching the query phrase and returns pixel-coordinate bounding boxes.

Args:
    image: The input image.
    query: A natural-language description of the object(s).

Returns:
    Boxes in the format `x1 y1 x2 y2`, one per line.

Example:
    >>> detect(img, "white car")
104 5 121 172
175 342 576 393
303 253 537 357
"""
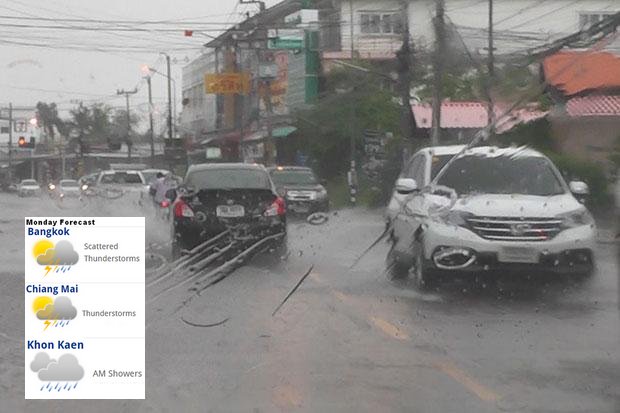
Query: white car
18 179 42 197
386 145 596 288
96 170 149 200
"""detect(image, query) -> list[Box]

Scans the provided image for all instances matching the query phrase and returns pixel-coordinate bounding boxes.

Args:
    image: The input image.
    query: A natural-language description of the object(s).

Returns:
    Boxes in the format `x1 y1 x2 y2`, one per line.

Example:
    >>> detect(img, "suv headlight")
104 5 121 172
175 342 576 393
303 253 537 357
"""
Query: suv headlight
444 210 473 227
557 208 594 228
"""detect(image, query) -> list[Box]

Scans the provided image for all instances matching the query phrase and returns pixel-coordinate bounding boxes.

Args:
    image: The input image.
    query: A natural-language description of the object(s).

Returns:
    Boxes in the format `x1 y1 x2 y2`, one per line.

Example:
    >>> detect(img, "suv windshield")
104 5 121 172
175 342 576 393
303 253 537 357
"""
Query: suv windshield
22 180 37 185
270 169 317 185
436 154 565 196
60 181 78 187
186 169 270 190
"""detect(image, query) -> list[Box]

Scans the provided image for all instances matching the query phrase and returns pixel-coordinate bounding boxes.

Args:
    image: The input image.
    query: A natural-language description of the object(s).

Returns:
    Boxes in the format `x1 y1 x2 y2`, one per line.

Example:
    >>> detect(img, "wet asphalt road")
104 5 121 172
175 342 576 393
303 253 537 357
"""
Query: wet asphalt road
1 194 619 412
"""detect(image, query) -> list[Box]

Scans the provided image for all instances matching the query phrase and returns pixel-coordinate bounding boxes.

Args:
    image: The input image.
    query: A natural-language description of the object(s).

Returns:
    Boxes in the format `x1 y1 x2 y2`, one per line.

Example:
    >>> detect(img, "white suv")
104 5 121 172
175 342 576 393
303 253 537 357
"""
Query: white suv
386 145 596 288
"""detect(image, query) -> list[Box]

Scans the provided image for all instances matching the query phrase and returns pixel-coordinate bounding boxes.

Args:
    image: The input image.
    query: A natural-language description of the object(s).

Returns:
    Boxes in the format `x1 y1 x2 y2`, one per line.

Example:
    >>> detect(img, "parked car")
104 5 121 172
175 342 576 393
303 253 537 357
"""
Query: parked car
386 145 596 288
267 166 329 214
171 163 286 258
18 179 41 197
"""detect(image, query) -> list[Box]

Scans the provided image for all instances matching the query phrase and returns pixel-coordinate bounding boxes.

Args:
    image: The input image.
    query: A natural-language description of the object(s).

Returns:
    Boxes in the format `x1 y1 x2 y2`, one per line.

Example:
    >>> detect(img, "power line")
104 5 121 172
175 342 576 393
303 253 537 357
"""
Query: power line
503 0 583 31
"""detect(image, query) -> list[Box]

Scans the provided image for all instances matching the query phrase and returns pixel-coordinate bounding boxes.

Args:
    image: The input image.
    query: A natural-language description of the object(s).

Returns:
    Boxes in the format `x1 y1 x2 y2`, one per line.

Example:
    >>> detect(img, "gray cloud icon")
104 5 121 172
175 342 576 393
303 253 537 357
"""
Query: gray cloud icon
38 354 84 381
36 297 77 320
36 240 79 266
30 352 54 372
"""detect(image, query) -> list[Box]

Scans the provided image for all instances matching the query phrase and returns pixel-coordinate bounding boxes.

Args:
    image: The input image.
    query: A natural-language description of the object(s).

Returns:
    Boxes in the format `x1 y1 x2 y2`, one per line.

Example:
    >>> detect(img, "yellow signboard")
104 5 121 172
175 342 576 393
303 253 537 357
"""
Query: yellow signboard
204 73 250 95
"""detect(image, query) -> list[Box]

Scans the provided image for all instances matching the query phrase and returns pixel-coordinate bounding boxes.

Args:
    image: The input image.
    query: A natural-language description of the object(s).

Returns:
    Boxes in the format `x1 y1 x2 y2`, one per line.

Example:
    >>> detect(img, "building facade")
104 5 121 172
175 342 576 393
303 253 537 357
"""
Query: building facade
320 0 620 60
180 51 217 142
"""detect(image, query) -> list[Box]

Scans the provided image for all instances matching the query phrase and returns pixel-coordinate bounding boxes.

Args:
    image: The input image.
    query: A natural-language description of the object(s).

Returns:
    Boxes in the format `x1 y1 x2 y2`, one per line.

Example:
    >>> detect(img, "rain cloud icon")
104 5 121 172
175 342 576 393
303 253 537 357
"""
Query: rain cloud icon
33 296 77 330
32 239 79 276
31 353 84 392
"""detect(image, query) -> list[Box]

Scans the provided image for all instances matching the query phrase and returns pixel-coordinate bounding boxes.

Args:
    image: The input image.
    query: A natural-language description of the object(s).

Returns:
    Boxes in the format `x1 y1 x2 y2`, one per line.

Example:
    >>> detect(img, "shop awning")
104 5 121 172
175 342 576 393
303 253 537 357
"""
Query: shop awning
272 126 297 138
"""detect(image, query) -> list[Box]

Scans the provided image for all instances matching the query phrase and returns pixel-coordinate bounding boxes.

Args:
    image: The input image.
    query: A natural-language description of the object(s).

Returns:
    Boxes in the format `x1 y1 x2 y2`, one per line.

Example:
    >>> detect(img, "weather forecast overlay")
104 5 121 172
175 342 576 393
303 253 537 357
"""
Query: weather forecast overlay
25 217 145 399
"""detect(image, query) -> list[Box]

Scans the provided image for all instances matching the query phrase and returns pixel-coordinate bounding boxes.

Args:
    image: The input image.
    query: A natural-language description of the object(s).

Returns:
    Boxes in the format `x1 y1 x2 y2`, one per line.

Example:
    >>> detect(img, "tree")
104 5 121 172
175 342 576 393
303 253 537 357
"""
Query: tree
36 102 66 143
109 109 141 148
295 70 400 178
69 103 92 156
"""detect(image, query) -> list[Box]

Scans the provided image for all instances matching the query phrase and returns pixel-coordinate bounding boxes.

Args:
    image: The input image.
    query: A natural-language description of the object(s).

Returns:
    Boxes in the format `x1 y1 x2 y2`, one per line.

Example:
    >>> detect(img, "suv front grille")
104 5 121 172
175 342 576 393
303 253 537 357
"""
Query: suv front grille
466 216 563 241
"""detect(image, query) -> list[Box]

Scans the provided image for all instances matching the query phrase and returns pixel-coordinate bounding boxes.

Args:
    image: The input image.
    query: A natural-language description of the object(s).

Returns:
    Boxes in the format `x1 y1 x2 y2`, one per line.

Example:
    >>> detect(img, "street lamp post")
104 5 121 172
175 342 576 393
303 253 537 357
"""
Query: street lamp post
143 62 177 140
145 75 155 166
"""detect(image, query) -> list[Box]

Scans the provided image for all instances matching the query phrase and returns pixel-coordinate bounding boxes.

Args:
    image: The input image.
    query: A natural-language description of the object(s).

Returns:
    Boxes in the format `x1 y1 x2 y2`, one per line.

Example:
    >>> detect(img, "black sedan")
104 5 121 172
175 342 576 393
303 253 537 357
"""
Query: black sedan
171 163 286 258
267 166 329 215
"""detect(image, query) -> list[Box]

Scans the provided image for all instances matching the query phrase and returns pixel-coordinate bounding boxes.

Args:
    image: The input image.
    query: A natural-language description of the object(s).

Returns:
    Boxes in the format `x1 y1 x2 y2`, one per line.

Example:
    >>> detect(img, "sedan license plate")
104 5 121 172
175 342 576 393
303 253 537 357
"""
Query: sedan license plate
498 247 539 263
216 205 245 218
290 203 309 213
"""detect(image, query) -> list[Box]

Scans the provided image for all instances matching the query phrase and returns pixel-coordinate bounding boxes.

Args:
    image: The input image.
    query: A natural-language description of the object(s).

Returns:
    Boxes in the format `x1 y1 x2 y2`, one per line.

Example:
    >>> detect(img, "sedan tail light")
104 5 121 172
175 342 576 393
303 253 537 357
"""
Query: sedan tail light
173 199 194 218
264 196 286 216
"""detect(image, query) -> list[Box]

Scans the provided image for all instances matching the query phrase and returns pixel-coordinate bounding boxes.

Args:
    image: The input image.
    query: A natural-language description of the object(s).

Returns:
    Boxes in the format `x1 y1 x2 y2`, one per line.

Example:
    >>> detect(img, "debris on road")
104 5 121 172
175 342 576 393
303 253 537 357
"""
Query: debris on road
181 316 229 328
272 265 314 316
307 212 329 225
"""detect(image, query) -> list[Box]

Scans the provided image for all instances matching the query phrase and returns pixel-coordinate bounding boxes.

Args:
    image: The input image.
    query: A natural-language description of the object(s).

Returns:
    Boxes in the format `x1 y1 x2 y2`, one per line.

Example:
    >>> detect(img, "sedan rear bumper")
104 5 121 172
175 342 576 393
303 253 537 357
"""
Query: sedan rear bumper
174 216 286 250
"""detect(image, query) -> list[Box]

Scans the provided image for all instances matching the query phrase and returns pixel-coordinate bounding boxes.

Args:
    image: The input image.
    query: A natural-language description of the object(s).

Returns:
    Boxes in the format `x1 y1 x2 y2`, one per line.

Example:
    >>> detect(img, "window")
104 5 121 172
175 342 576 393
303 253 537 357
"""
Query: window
186 168 271 190
360 12 402 34
579 12 613 29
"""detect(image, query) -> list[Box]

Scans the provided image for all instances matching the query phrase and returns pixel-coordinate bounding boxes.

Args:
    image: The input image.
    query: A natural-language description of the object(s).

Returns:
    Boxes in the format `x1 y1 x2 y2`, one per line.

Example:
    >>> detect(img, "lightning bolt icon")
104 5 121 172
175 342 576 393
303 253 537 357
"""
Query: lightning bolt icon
44 266 52 276
43 320 51 331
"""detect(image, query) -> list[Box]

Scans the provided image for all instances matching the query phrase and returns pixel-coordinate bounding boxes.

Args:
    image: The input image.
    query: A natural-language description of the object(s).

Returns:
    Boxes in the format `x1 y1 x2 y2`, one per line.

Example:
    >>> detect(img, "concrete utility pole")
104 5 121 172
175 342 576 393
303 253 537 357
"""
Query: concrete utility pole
487 0 495 137
116 88 138 159
145 75 155 166
262 78 275 166
8 103 13 182
164 53 174 140
431 0 446 146
348 0 357 205
397 0 417 141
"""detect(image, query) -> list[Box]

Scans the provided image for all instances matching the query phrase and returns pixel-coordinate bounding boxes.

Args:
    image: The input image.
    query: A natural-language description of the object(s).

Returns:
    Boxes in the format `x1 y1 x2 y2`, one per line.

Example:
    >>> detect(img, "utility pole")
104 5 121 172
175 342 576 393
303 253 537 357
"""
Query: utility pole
396 0 416 141
348 90 357 205
145 75 155 166
263 78 275 166
431 0 446 146
348 0 357 205
116 88 138 160
8 103 13 183
163 53 173 141
487 0 495 137
349 0 354 60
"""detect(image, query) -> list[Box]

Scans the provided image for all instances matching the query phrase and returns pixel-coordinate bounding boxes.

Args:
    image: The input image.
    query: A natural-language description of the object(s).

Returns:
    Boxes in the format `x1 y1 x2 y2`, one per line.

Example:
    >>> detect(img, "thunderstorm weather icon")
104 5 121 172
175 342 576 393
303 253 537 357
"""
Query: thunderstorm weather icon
32 239 79 276
31 353 84 392
32 296 77 331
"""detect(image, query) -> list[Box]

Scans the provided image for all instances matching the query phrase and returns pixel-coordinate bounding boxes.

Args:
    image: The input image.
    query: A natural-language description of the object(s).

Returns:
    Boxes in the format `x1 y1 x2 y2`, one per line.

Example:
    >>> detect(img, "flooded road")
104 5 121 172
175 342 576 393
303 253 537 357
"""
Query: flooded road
1 194 618 412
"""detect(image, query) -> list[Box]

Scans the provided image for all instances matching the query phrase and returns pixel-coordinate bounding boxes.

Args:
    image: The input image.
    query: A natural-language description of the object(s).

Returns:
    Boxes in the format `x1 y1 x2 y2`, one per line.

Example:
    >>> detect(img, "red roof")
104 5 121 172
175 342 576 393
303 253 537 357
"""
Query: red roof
543 51 620 96
411 101 547 132
566 95 620 117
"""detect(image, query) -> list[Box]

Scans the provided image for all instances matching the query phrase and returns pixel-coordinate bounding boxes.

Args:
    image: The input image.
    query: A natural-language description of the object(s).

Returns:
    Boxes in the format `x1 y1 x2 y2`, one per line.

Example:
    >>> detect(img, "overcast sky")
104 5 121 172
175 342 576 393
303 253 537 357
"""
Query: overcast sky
0 0 280 121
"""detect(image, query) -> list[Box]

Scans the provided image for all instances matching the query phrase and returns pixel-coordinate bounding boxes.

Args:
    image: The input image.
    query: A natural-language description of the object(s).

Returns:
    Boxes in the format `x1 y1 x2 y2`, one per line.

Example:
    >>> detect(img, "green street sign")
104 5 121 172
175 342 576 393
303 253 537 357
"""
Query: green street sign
268 38 303 50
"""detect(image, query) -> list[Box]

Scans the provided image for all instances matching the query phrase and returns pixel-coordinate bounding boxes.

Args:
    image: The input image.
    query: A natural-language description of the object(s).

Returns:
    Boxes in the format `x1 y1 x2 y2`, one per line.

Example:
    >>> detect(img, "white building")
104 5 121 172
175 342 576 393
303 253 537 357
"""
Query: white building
0 107 40 147
322 0 620 60
180 51 217 140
